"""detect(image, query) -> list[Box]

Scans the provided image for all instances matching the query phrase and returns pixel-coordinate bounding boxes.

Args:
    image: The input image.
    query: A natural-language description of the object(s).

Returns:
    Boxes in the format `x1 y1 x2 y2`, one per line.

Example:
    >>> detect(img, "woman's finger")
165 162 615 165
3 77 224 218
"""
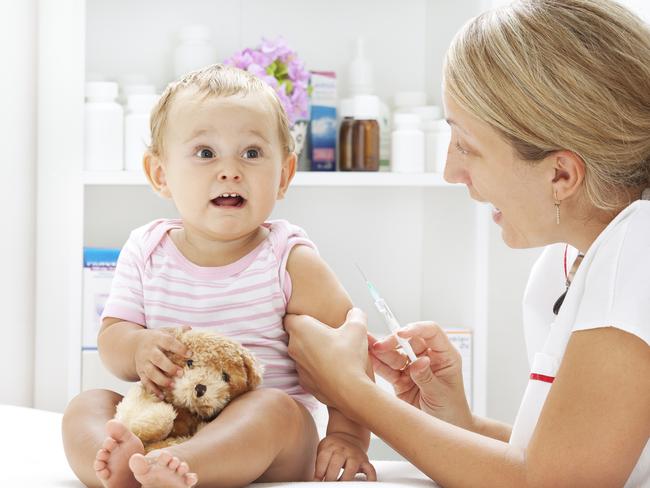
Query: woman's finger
398 322 450 350
370 355 402 384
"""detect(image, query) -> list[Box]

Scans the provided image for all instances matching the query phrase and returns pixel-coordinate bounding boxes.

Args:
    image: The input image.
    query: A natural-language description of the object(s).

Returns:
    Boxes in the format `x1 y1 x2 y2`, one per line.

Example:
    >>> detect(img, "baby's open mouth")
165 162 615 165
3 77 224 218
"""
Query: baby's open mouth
211 192 246 208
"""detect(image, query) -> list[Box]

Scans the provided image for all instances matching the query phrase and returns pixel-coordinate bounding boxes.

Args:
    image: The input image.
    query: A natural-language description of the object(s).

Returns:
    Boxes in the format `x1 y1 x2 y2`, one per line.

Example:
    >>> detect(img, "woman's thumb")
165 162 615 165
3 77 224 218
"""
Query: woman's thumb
409 356 435 387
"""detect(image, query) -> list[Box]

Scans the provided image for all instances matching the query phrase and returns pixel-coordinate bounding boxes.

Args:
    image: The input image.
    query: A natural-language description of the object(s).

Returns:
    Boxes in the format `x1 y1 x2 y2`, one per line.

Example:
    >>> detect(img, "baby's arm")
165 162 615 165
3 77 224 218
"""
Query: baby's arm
285 245 375 481
98 318 191 399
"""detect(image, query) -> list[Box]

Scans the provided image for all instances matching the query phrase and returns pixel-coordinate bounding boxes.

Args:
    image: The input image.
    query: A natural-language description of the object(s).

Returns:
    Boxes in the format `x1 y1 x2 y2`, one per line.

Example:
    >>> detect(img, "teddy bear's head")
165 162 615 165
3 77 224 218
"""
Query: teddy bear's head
163 328 263 421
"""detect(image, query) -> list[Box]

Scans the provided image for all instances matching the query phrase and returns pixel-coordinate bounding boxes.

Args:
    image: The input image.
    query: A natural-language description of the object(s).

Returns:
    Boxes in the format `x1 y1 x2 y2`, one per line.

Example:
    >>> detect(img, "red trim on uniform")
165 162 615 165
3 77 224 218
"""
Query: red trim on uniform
530 373 555 383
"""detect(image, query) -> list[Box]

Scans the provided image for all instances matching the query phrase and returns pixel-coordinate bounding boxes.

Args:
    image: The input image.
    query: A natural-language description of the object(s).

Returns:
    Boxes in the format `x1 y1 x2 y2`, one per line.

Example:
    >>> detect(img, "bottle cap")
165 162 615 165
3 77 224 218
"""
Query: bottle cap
348 37 374 96
85 81 119 101
353 95 380 120
393 112 421 130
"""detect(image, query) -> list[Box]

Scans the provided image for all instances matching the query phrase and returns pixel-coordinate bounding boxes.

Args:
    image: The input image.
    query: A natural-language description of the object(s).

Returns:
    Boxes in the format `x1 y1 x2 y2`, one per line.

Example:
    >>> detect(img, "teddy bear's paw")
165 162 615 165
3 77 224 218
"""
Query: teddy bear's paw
129 451 198 487
117 397 177 444
93 419 144 488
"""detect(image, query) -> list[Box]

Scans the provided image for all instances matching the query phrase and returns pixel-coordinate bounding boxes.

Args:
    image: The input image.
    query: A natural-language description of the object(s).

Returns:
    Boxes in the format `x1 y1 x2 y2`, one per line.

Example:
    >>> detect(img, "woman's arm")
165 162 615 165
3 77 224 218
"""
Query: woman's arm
286 310 650 487
285 245 375 481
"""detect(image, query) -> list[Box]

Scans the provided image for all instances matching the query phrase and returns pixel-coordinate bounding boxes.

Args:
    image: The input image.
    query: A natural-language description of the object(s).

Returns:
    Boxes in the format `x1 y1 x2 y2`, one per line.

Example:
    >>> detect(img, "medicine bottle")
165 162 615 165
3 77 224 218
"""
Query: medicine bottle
338 117 355 171
124 93 160 172
173 25 215 79
84 81 123 171
391 113 424 173
351 95 380 171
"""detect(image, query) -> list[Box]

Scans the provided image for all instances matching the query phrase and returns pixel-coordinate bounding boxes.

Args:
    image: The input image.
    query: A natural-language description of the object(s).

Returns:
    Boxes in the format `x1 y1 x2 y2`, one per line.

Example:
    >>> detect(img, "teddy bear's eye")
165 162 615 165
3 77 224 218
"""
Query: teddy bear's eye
186 359 193 368
222 371 230 383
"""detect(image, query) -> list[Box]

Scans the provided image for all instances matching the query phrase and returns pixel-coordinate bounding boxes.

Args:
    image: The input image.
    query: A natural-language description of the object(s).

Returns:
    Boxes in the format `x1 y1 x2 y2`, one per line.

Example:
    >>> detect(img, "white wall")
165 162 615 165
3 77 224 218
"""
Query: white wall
0 1 37 407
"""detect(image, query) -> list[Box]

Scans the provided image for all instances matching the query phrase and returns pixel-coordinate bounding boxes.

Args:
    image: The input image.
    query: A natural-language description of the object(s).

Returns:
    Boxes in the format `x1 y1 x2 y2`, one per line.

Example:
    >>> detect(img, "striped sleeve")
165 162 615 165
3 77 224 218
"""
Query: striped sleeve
101 230 146 326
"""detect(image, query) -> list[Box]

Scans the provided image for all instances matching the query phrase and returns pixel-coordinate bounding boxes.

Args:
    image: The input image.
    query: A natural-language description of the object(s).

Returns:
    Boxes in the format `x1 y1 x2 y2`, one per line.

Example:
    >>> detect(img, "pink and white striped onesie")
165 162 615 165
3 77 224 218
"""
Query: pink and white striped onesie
101 218 319 412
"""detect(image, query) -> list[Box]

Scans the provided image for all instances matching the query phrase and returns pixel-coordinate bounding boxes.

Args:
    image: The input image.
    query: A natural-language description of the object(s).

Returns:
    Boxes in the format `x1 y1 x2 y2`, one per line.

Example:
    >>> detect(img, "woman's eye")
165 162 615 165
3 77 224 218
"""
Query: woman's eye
455 141 469 156
222 371 230 383
195 148 214 159
186 359 194 368
242 148 261 159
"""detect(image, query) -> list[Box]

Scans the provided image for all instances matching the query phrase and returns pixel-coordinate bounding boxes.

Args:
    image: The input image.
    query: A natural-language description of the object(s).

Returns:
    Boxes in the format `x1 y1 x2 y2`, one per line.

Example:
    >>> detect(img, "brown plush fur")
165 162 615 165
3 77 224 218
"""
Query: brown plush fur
115 328 263 452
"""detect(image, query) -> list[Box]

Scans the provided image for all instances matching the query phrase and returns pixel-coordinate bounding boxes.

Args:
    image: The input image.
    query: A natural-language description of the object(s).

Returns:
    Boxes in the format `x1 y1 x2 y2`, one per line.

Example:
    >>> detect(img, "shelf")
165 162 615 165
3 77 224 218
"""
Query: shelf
83 170 458 188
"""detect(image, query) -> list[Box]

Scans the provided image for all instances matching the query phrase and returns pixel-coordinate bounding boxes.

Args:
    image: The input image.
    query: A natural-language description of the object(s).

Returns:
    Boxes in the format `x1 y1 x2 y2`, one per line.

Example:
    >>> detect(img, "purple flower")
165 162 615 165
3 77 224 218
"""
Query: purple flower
224 37 310 124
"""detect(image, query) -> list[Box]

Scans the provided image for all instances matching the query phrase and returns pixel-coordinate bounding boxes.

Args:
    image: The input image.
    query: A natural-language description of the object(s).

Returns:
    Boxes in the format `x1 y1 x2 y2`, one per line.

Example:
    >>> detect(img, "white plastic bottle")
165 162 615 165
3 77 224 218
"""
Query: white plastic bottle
124 93 160 173
84 81 123 171
423 119 452 173
391 113 424 173
346 37 391 170
173 25 215 79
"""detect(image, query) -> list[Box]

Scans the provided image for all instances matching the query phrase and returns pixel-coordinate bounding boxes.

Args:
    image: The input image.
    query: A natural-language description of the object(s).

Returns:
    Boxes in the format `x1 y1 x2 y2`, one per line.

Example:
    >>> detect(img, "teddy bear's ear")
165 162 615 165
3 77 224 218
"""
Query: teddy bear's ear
240 349 263 389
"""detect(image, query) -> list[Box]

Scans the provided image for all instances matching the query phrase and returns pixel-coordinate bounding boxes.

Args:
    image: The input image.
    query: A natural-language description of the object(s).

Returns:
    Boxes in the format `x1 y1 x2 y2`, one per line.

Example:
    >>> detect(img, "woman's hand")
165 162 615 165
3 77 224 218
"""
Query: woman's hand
133 326 192 399
369 321 474 430
284 308 372 408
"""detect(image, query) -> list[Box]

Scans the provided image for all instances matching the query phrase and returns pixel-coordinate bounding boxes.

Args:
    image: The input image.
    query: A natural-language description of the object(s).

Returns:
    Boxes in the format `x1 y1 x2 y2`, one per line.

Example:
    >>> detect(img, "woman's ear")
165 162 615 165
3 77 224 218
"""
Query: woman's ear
143 150 172 198
277 152 297 200
551 150 586 201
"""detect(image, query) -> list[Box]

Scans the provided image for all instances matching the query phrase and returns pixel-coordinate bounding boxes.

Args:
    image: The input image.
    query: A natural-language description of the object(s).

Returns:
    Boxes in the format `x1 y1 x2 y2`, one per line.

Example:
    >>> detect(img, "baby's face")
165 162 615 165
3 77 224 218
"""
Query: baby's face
159 89 293 241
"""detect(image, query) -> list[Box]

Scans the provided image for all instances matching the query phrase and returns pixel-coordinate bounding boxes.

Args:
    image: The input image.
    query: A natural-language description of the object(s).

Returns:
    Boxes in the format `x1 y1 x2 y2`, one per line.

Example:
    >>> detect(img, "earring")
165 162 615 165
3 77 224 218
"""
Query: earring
554 190 561 225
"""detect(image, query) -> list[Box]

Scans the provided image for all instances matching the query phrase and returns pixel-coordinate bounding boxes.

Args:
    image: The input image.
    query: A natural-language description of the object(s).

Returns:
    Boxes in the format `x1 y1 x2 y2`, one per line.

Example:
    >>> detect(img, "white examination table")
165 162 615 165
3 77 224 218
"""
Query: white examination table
0 405 436 487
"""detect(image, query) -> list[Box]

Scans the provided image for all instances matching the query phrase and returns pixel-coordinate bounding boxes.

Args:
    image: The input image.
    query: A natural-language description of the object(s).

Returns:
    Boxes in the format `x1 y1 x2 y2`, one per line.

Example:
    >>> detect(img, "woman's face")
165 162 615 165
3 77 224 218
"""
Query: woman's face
442 90 557 249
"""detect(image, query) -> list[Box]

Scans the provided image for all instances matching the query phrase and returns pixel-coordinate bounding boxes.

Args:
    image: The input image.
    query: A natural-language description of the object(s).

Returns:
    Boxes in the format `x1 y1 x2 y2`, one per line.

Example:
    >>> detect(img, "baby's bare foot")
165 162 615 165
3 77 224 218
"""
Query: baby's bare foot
129 450 198 487
94 419 144 488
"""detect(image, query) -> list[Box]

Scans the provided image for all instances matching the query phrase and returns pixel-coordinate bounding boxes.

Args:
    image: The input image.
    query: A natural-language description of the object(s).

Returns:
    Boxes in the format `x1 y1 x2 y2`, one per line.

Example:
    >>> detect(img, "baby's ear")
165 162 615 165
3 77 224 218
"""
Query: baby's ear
240 349 263 389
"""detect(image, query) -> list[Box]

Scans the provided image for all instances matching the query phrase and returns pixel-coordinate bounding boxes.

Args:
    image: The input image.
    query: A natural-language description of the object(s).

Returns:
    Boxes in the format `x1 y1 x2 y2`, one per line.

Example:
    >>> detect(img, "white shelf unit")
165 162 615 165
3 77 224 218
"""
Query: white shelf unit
37 1 505 446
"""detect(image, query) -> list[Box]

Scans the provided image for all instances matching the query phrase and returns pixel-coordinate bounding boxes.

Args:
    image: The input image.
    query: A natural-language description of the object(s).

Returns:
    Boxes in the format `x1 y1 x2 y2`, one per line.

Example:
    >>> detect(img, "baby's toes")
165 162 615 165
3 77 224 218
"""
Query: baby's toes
176 462 189 476
184 472 198 486
101 437 118 452
95 448 110 462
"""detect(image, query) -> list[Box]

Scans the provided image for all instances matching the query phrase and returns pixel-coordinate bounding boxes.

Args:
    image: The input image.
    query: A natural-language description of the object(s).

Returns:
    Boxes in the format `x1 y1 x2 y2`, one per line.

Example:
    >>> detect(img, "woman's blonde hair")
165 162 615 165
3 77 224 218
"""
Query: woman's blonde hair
444 0 650 211
149 63 294 157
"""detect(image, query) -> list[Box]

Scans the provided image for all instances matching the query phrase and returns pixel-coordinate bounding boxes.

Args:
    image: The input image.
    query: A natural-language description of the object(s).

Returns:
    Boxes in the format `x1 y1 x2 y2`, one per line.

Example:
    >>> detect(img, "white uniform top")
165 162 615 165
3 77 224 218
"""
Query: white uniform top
512 198 650 487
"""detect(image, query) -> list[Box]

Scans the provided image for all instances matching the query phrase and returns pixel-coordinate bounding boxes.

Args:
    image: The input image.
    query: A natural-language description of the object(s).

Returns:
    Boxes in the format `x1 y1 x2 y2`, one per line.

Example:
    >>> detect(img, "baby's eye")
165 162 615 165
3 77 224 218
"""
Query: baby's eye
242 147 261 159
195 148 214 159
222 371 230 383
186 359 194 368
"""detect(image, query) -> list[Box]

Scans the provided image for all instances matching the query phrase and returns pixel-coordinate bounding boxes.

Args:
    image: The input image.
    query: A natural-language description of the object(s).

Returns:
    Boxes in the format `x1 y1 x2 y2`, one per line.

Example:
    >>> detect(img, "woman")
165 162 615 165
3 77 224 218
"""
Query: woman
284 0 650 486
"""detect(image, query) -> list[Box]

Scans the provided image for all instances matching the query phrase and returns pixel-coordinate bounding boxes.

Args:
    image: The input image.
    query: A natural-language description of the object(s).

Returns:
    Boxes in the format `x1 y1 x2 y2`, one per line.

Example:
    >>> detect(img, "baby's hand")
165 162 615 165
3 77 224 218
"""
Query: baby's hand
133 326 192 399
313 432 376 481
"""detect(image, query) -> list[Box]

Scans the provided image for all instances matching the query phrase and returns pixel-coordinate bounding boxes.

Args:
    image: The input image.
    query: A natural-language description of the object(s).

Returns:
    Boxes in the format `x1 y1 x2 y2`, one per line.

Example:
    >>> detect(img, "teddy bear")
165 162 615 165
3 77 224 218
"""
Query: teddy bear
114 328 263 452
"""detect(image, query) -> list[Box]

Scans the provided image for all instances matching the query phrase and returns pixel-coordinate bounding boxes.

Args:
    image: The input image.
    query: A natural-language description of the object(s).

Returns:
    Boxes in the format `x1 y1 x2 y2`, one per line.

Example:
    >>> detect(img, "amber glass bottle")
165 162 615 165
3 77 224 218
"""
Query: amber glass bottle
352 118 379 171
338 116 355 171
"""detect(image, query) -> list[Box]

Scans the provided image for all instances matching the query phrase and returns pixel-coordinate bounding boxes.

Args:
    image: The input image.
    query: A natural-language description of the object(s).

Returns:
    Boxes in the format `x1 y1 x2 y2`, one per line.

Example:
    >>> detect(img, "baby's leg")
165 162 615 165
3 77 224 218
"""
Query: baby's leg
130 388 319 488
62 389 142 488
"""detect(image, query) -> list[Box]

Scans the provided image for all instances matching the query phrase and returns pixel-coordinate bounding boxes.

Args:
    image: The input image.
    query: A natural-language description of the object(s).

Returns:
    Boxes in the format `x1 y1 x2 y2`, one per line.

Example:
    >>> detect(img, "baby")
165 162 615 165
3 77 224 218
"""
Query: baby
62 64 375 488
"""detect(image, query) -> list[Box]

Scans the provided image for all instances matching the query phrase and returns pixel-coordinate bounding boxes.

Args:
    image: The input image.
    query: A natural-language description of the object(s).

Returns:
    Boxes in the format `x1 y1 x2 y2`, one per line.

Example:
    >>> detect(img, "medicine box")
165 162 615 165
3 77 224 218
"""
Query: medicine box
309 71 337 171
82 247 120 349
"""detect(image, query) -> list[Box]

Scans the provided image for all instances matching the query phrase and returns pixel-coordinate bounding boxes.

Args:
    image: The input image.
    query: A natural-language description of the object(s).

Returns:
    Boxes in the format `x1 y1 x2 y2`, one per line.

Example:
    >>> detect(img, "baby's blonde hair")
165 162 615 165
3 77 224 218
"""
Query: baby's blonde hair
150 64 294 157
444 0 650 211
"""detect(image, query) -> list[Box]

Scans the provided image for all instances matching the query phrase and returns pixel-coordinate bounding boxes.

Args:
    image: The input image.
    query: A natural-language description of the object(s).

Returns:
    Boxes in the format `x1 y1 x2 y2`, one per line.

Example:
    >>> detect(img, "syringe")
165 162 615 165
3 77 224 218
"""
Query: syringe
355 264 418 362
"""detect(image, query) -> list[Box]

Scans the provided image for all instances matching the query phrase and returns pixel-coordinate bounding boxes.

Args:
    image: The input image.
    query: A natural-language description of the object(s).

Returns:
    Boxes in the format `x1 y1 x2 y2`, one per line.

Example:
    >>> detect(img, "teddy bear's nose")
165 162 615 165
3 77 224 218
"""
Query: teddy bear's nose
195 384 207 397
